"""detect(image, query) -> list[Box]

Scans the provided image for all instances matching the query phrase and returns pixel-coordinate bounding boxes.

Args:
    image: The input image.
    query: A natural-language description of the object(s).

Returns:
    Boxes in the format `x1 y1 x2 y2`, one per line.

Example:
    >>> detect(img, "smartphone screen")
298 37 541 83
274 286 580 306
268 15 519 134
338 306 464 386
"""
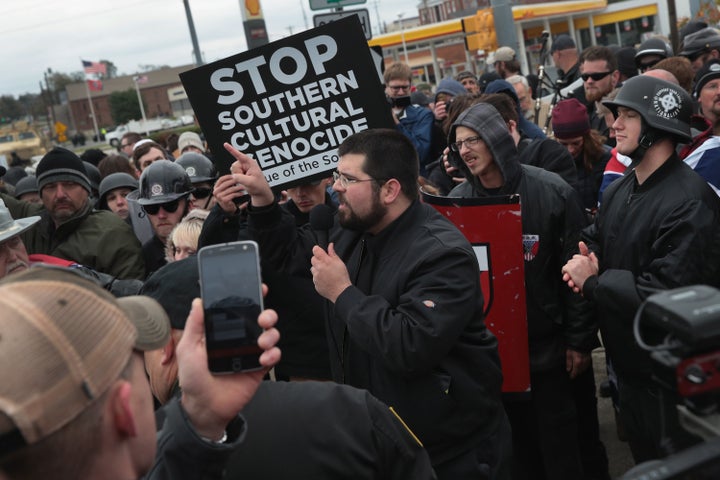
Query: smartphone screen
198 241 264 373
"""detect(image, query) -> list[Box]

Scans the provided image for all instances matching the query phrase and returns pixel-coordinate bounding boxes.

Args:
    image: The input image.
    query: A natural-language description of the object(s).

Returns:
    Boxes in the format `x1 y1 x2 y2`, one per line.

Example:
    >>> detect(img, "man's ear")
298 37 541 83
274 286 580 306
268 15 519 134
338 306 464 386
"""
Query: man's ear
381 179 403 205
507 119 518 136
109 381 137 437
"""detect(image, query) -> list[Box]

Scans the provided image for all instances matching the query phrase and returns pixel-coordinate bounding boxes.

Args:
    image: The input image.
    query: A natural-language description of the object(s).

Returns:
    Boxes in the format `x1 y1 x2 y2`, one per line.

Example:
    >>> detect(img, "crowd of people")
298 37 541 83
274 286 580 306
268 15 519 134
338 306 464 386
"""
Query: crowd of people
1 18 720 480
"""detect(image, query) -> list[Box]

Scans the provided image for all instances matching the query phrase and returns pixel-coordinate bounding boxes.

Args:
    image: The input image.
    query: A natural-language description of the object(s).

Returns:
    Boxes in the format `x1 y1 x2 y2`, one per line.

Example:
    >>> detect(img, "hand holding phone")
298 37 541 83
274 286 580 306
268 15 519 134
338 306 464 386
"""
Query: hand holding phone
198 241 264 373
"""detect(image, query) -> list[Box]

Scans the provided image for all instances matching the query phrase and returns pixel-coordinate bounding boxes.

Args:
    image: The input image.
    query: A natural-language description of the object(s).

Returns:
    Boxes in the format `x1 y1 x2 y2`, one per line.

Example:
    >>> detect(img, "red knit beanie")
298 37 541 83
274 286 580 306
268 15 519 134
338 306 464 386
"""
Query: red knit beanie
552 99 590 139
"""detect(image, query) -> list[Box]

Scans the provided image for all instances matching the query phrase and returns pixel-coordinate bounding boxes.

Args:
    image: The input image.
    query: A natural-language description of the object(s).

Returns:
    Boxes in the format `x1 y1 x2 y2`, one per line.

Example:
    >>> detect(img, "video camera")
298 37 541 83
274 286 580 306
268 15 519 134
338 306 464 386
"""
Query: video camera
619 285 720 479
639 286 720 415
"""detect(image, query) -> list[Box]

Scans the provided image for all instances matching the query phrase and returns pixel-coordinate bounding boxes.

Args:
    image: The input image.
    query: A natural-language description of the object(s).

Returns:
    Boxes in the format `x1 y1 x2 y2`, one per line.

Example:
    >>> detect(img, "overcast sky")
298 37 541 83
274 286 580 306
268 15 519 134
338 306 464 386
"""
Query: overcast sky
0 0 420 98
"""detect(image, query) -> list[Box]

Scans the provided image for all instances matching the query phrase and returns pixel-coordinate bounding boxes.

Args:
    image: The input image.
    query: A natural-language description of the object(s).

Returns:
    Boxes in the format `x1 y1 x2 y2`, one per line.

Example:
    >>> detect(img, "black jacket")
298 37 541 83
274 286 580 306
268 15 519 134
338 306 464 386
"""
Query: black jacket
448 103 598 372
225 381 437 479
581 154 720 379
248 200 508 468
518 136 577 186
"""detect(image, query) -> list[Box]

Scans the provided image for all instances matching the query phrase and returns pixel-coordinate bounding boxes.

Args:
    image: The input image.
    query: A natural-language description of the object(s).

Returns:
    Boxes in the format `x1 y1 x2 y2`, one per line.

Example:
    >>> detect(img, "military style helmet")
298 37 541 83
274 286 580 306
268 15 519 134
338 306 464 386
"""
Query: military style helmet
634 38 673 68
98 172 139 210
176 152 217 184
137 160 193 206
13 176 38 199
603 75 692 144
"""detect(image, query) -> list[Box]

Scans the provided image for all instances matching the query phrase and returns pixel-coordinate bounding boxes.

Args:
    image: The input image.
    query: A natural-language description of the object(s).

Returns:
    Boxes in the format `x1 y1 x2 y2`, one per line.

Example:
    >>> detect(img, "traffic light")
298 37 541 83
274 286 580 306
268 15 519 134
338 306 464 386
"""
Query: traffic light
463 9 498 53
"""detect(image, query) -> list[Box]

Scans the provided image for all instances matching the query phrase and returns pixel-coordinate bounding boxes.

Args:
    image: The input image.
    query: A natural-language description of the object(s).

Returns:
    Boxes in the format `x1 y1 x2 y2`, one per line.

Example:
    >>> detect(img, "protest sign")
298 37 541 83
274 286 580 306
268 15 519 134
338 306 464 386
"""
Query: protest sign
423 192 531 394
180 16 393 188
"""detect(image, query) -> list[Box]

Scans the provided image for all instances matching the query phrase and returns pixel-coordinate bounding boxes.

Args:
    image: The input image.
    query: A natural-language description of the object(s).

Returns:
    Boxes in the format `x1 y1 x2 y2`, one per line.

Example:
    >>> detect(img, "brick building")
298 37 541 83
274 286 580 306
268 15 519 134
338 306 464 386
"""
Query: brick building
65 65 193 134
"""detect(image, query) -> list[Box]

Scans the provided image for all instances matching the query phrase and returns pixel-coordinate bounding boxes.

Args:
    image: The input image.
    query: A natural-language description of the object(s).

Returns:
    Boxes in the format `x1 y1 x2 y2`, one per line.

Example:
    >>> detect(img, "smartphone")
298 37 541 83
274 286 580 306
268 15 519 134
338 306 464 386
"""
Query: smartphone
198 240 264 373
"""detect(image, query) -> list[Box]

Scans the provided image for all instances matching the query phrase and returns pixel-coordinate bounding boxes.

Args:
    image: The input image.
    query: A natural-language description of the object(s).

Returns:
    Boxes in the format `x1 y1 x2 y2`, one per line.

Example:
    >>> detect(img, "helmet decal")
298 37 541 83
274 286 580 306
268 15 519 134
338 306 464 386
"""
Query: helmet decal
151 183 164 196
185 166 196 177
652 88 682 119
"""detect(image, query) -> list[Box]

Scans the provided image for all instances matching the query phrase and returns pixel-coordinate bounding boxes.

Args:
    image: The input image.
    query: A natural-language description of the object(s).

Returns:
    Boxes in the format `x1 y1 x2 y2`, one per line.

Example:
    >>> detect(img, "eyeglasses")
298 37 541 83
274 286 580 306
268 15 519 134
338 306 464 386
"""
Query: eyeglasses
192 187 213 199
449 135 482 152
120 143 132 148
142 199 181 215
581 71 612 82
332 170 378 188
388 84 411 92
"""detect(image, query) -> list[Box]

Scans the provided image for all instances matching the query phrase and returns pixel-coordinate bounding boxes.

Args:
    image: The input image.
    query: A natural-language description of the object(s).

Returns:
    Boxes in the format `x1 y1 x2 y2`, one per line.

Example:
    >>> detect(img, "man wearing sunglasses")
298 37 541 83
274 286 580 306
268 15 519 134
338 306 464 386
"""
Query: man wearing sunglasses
137 160 193 276
578 46 620 144
176 152 218 211
634 37 673 74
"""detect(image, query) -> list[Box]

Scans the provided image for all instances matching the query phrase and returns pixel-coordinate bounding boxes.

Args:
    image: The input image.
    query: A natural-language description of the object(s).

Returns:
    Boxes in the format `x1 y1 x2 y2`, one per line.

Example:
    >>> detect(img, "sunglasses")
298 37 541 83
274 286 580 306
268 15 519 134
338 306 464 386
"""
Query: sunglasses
687 51 707 63
192 187 213 199
142 199 180 215
638 60 660 72
581 71 612 81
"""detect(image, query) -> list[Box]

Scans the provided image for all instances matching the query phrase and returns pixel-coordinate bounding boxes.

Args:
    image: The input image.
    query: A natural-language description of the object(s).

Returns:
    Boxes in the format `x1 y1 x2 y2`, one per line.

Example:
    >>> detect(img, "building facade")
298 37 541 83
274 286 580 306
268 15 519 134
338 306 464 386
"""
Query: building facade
65 65 193 134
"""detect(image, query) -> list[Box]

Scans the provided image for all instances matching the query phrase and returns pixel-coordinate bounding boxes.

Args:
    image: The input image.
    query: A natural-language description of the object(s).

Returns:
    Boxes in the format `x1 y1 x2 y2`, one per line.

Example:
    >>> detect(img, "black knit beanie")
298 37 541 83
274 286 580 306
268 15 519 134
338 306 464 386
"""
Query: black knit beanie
35 147 91 193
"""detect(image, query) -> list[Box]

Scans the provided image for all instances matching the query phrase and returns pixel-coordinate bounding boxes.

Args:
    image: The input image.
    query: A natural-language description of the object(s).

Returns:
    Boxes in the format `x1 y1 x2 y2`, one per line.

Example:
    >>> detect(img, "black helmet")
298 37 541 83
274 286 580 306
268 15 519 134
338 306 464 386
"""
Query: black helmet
176 152 217 184
603 75 692 144
634 37 673 69
83 161 101 192
137 160 193 206
14 175 38 199
98 172 139 209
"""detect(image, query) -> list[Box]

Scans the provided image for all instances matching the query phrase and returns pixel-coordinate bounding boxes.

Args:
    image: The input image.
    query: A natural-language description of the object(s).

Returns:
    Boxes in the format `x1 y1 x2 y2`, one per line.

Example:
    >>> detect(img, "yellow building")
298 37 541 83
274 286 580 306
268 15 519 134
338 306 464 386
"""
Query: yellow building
369 0 668 84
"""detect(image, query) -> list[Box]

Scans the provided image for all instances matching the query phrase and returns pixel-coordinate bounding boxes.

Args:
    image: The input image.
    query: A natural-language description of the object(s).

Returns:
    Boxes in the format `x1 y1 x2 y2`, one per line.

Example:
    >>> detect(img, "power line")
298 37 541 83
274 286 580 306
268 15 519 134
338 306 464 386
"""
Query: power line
0 0 151 36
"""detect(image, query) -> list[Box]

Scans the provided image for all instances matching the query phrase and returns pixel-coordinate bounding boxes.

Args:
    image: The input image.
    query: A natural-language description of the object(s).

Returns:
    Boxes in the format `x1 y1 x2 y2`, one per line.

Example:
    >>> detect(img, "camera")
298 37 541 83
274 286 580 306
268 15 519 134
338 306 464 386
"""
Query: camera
387 95 411 109
619 286 720 479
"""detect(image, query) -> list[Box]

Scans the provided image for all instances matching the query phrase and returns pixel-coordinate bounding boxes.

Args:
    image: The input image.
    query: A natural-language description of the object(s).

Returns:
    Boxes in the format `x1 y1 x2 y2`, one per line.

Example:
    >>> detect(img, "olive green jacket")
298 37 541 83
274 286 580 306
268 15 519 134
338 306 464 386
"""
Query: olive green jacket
2 193 145 280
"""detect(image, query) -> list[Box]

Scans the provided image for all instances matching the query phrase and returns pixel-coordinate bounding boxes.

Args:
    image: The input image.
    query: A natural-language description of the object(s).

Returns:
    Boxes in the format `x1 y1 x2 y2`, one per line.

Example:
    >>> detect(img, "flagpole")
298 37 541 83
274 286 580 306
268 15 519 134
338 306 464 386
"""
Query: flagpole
133 76 149 136
84 79 101 143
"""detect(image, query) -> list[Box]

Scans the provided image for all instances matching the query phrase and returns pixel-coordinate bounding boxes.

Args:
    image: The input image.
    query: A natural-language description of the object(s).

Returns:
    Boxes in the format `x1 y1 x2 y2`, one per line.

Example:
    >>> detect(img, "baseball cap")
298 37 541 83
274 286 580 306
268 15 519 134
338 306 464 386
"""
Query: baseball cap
489 46 515 64
178 131 204 153
0 198 40 243
0 267 170 453
551 34 576 53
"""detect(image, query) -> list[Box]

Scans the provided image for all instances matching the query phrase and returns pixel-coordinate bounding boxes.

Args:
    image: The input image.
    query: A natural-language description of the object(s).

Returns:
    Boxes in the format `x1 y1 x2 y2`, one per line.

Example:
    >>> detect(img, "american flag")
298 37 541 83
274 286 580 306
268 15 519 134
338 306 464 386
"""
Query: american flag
82 60 106 91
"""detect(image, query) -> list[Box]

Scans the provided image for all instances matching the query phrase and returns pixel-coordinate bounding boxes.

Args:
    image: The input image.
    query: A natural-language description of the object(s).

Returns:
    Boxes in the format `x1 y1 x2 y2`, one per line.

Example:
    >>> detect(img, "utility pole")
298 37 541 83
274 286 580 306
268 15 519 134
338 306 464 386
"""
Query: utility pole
43 69 57 128
182 0 204 65
491 0 518 51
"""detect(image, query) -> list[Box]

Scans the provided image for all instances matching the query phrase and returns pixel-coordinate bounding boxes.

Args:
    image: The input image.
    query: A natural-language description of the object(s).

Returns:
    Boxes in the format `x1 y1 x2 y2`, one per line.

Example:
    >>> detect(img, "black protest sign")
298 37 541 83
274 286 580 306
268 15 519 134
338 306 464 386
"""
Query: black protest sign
180 16 393 189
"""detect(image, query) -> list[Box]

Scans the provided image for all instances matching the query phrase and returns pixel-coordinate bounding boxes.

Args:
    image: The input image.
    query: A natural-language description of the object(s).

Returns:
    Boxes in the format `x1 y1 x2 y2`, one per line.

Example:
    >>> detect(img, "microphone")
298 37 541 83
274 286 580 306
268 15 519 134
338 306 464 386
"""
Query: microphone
541 30 550 39
309 204 335 250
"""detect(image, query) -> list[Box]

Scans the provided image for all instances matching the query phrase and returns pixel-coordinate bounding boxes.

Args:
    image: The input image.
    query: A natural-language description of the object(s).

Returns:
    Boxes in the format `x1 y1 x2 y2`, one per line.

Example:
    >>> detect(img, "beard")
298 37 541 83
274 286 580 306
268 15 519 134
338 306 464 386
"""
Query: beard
584 86 609 103
337 191 387 232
